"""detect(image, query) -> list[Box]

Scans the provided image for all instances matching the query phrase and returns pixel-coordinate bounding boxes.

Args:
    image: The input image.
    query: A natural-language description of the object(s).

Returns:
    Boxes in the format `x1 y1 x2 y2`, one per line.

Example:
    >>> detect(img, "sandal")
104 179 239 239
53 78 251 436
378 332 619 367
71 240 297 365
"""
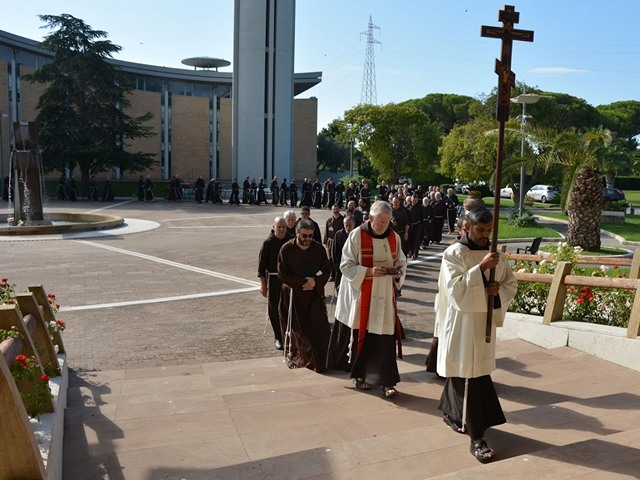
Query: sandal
470 439 495 463
286 359 298 369
353 378 371 390
443 414 464 434
382 386 398 398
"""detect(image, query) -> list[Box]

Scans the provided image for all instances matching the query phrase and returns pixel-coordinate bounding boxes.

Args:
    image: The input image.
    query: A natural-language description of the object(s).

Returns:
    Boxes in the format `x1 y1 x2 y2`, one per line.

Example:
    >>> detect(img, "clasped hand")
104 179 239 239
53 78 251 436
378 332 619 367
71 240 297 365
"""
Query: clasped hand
302 277 316 290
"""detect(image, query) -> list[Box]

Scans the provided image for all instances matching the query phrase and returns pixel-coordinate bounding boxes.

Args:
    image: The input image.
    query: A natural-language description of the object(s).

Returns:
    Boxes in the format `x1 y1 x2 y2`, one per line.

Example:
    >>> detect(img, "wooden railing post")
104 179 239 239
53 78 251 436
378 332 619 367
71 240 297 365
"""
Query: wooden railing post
29 285 65 354
543 261 573 325
627 282 640 338
0 353 47 479
629 250 640 280
15 293 61 372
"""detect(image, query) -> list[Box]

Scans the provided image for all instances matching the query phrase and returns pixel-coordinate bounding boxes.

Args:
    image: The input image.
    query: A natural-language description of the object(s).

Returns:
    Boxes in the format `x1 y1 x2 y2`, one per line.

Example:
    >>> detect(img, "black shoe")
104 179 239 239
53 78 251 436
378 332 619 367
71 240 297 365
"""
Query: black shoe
275 339 283 350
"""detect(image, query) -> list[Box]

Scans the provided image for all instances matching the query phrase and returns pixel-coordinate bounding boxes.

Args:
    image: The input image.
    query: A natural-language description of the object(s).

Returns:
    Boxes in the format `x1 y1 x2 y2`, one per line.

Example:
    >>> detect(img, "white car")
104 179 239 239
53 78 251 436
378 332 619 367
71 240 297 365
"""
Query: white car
500 184 517 198
526 184 560 203
455 183 471 194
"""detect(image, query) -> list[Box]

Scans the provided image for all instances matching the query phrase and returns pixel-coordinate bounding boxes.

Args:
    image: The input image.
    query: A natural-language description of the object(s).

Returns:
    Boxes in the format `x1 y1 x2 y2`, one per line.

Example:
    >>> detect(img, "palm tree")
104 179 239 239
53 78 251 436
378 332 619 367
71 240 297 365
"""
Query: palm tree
536 128 603 251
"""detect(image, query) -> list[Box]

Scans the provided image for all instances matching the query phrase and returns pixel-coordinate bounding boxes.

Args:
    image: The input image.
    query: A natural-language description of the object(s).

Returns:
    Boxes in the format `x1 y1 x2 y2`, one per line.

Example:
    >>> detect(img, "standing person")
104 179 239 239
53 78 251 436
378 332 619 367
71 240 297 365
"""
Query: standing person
229 178 240 205
435 207 517 463
277 219 332 372
57 174 67 200
431 192 447 244
330 215 356 291
312 179 322 208
205 178 215 203
257 178 267 205
283 209 297 238
300 178 313 207
289 179 298 207
407 195 424 259
137 176 145 201
242 176 251 204
323 204 345 280
331 200 406 396
279 178 288 205
101 177 114 201
258 217 290 350
297 206 322 243
144 175 154 202
359 181 371 212
89 176 99 200
391 196 410 256
445 188 460 234
195 176 205 204
212 179 224 204
68 177 78 201
270 176 279 206
335 180 345 208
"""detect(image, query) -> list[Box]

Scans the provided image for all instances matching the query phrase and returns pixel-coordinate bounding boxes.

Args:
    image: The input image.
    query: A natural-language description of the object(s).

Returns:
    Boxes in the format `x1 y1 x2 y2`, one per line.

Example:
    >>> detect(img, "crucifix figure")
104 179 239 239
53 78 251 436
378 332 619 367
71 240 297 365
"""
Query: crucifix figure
480 5 534 342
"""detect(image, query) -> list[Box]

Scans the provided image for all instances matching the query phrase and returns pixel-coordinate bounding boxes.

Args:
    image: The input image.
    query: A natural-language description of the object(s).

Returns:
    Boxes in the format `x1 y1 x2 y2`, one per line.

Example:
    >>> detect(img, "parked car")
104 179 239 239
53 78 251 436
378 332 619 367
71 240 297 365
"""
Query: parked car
500 183 518 198
455 182 471 194
526 184 559 203
604 187 625 202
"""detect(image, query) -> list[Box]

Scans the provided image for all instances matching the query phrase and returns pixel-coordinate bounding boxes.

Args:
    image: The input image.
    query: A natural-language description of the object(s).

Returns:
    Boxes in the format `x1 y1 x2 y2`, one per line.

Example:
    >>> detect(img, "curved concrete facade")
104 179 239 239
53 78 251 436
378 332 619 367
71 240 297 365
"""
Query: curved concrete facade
0 23 320 185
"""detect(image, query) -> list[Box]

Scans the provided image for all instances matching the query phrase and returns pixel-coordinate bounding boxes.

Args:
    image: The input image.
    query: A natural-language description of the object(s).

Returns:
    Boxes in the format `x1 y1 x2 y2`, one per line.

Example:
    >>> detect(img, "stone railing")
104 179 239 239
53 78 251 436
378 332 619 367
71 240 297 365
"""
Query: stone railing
0 285 67 480
506 250 640 339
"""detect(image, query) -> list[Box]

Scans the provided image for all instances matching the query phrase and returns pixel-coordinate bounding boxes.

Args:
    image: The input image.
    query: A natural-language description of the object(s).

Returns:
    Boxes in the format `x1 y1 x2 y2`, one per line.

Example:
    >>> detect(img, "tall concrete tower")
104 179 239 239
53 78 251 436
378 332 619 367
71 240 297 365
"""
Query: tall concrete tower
233 0 295 182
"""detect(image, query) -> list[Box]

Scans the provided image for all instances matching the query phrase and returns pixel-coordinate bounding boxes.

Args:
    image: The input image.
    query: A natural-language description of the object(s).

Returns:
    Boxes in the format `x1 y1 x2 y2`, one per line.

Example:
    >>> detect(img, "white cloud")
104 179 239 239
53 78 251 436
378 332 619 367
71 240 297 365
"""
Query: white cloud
530 67 588 75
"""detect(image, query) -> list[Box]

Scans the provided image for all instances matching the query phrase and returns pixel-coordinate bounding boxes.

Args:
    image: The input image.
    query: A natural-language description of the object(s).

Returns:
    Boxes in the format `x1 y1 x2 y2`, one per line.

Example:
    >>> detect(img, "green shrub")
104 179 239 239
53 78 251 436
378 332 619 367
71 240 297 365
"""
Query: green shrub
506 208 538 228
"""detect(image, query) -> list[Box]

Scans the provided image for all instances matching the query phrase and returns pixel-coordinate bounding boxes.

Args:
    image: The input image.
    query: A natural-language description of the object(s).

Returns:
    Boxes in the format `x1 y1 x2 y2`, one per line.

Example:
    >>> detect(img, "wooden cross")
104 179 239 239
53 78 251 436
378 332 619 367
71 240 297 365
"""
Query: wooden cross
481 5 534 121
480 5 533 342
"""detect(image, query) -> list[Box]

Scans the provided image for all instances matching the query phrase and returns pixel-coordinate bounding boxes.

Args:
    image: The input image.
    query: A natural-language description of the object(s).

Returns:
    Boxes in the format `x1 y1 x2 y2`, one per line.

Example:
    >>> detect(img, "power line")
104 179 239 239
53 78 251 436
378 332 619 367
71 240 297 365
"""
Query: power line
360 15 381 106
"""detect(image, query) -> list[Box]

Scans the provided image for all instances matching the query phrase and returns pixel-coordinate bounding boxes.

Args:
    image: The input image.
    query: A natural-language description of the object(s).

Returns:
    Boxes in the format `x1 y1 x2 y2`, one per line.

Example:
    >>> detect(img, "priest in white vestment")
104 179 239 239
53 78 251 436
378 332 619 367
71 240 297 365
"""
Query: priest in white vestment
435 207 517 463
332 200 407 398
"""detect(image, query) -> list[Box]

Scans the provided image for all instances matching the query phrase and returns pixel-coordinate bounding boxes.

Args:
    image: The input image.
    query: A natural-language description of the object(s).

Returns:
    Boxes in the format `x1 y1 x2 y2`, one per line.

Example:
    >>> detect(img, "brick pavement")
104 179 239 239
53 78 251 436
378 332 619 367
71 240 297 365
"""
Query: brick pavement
5 199 640 479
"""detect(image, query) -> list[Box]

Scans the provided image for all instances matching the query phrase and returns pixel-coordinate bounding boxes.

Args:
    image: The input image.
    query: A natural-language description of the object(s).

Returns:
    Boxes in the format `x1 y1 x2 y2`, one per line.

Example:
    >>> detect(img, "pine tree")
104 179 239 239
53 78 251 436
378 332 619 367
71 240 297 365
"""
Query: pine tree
24 14 156 187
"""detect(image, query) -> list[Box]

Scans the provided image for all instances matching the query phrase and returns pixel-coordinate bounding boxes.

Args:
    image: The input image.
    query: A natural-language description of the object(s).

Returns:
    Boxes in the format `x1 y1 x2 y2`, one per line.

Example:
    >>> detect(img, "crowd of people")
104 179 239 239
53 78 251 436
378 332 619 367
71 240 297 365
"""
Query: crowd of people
257 195 516 464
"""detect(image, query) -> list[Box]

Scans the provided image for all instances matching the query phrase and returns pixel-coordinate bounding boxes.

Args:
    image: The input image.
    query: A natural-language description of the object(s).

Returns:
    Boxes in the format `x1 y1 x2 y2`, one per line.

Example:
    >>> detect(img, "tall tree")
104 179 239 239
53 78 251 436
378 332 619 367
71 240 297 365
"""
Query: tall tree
597 100 640 142
404 93 481 134
536 128 603 250
343 103 440 184
24 14 156 185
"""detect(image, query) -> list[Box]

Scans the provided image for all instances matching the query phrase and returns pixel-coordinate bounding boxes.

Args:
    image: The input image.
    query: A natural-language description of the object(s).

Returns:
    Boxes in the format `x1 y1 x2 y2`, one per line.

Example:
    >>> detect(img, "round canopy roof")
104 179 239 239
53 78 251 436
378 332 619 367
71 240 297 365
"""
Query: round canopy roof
181 57 231 70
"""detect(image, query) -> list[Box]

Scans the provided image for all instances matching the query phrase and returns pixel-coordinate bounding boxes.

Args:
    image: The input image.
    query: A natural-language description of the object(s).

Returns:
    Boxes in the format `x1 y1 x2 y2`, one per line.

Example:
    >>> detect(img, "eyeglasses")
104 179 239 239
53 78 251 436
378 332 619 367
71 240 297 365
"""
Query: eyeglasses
299 233 314 239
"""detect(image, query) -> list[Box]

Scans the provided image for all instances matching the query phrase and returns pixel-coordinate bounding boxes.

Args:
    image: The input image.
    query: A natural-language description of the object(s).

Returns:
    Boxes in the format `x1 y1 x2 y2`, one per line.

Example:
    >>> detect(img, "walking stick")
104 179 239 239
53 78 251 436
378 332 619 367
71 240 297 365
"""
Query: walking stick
481 5 533 342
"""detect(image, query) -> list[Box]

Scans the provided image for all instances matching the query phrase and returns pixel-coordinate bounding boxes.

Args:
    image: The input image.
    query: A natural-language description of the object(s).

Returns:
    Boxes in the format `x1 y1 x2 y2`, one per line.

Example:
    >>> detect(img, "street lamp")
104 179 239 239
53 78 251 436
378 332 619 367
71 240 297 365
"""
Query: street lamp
511 87 544 216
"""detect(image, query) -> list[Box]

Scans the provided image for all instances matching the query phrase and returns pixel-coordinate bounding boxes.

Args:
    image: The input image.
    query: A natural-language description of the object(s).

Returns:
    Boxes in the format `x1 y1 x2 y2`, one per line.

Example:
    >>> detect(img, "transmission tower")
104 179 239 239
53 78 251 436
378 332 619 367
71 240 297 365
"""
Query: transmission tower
360 15 381 105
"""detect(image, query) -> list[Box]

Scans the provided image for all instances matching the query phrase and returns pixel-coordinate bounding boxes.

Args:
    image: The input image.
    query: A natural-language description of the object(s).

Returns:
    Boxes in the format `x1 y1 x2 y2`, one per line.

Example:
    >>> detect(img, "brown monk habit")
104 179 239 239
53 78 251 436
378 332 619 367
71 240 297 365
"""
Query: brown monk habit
277 237 332 372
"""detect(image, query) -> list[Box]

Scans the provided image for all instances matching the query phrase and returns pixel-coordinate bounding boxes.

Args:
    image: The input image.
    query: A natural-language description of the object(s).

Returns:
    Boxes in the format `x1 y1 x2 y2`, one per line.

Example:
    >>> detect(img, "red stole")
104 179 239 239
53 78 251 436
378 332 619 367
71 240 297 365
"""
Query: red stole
358 229 403 359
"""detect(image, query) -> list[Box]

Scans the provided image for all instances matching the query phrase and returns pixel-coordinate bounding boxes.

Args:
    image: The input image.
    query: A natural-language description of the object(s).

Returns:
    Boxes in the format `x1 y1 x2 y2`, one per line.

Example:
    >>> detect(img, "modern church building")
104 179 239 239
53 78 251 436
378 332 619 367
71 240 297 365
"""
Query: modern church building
0 0 321 186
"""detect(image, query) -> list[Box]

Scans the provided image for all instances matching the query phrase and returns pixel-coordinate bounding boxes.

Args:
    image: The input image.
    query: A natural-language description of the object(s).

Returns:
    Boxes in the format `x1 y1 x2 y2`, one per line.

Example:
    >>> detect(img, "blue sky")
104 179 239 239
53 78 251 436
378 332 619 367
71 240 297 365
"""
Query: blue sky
4 1 640 131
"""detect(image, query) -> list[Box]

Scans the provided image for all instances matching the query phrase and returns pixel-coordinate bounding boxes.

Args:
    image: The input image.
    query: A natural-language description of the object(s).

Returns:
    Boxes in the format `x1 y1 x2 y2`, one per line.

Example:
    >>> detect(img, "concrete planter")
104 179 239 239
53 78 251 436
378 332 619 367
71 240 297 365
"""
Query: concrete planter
601 210 625 224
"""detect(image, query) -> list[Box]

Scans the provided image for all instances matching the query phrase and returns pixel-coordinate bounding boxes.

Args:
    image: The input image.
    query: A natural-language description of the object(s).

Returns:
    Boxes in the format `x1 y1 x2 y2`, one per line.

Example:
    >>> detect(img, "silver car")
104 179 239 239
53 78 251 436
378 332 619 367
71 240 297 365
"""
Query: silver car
526 184 559 203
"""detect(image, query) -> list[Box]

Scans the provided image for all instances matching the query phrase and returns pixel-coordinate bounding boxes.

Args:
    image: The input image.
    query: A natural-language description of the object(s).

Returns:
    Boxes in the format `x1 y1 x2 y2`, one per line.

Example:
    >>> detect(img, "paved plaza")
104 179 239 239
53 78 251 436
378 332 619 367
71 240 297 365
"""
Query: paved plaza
3 199 640 479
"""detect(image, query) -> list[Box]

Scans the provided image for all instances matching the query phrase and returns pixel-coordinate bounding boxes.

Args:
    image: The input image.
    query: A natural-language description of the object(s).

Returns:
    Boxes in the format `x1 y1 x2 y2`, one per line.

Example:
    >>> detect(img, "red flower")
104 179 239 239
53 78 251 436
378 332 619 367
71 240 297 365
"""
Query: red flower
40 374 50 383
1 278 7 283
588 296 594 302
47 293 56 299
15 354 28 366
55 303 60 309
56 320 66 329
614 265 619 270
577 298 583 304
568 287 574 294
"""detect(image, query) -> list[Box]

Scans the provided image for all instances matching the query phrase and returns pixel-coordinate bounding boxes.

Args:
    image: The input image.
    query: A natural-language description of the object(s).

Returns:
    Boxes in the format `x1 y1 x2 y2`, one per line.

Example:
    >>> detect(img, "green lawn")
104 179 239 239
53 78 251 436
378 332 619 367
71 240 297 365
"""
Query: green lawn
624 190 640 204
497 216 561 239
540 211 640 242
